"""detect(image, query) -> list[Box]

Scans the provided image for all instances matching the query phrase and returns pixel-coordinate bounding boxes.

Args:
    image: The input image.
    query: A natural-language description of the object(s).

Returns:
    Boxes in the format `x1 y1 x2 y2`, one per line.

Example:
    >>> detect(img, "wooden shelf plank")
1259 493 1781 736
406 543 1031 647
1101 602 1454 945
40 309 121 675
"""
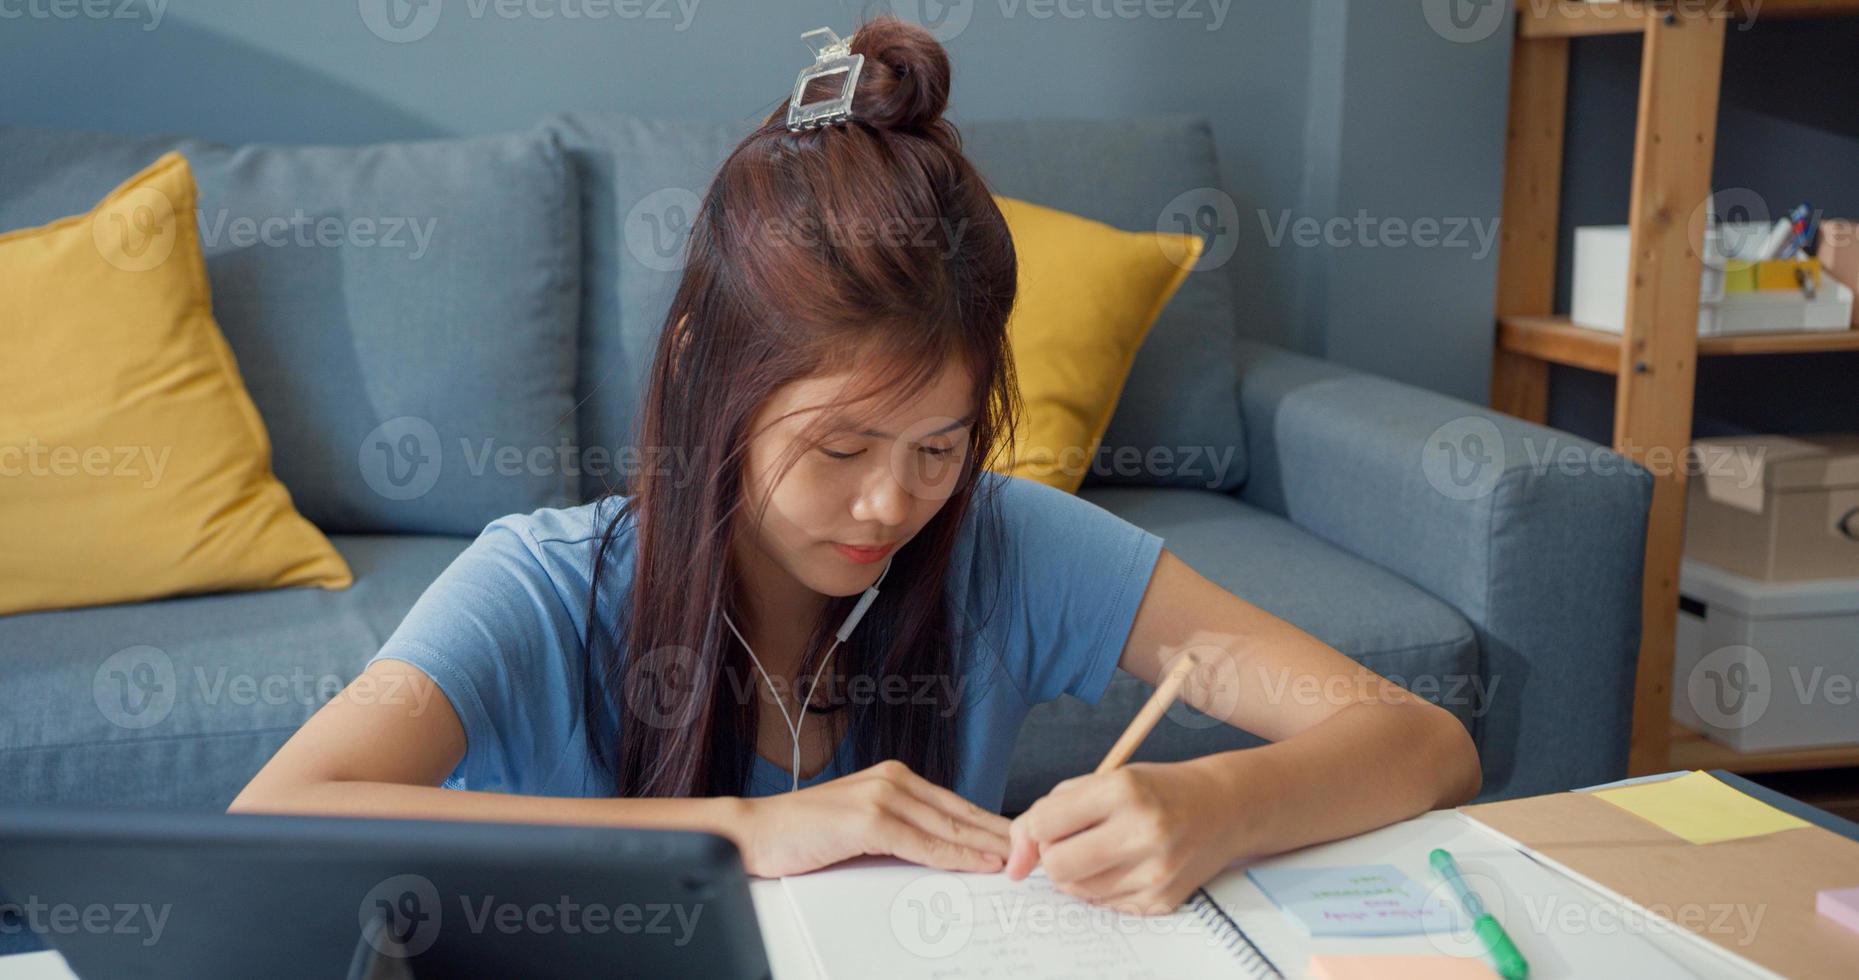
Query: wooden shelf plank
1498 315 1859 371
1518 0 1859 39
1498 315 1624 373
1489 34 1570 423
1670 722 1859 774
1699 328 1859 354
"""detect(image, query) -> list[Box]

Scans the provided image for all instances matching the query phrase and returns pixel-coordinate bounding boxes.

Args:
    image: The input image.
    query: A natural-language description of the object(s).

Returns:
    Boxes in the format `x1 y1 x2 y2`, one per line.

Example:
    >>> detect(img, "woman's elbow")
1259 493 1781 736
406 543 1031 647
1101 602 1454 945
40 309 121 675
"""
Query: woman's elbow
226 769 315 815
1428 706 1482 807
225 780 280 814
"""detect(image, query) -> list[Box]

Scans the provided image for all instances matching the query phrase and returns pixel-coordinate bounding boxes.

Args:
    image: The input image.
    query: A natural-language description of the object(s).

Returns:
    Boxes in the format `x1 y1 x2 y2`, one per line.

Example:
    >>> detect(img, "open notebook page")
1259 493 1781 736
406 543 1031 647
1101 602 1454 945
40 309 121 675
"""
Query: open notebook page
1198 811 1770 980
781 856 1250 979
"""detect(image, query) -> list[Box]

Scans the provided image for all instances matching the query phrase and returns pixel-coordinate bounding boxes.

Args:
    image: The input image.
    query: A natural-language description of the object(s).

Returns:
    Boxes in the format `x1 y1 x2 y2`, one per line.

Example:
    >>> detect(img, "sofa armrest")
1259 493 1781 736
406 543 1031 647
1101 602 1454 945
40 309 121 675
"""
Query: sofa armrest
1233 340 1654 800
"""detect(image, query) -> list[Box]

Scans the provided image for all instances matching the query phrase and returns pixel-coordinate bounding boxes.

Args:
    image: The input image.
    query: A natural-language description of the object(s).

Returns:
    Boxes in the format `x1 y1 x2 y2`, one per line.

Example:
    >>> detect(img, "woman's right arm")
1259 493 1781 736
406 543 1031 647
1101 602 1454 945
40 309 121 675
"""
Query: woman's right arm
228 658 745 834
229 658 1009 877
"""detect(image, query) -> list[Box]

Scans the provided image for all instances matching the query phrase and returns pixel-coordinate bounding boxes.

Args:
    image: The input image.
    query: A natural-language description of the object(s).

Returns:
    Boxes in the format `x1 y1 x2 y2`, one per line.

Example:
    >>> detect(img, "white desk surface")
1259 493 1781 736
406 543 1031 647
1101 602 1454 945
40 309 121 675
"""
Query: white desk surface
0 810 1770 979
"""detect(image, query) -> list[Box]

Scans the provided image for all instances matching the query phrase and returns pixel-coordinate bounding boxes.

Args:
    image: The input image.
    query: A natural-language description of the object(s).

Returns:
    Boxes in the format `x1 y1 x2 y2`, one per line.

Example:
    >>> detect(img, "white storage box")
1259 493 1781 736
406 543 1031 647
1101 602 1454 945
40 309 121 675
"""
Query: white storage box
1672 557 1859 752
1572 223 1855 336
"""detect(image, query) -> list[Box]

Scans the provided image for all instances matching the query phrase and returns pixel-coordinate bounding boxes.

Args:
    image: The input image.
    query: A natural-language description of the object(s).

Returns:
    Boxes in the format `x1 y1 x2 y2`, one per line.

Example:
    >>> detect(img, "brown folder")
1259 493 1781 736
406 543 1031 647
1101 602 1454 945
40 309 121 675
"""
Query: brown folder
1462 790 1859 978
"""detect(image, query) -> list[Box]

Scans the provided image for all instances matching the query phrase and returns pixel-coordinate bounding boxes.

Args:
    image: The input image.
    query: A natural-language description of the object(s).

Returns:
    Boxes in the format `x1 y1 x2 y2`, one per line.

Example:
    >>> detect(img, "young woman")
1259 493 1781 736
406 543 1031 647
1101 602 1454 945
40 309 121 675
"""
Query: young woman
232 16 1480 916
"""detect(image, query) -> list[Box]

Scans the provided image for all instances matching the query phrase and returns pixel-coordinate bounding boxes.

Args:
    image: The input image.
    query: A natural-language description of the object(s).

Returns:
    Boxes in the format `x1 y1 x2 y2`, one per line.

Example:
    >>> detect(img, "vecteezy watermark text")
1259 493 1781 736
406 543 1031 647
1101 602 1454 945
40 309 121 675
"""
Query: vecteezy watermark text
1258 209 1500 260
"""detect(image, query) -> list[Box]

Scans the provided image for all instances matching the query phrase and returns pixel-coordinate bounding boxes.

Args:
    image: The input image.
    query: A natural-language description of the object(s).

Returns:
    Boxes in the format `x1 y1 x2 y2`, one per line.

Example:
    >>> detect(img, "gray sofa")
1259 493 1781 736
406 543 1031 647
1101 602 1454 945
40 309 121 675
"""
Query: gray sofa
0 114 1652 825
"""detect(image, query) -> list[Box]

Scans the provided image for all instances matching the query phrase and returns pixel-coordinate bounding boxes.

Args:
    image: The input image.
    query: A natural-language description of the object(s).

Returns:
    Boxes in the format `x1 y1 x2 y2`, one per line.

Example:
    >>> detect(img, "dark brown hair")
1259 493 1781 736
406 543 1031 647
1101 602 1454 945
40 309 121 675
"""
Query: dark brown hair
581 15 1022 799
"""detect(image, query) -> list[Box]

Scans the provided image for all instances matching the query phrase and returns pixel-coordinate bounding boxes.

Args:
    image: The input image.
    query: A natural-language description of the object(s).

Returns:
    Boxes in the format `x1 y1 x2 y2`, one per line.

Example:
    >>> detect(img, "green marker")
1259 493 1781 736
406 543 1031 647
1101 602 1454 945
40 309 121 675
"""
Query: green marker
1429 847 1529 980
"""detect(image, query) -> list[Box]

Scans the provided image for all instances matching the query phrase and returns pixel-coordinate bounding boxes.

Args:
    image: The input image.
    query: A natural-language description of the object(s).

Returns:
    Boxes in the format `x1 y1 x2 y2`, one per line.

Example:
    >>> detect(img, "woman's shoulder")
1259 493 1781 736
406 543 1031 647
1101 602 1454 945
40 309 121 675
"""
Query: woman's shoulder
463 494 641 610
485 494 630 545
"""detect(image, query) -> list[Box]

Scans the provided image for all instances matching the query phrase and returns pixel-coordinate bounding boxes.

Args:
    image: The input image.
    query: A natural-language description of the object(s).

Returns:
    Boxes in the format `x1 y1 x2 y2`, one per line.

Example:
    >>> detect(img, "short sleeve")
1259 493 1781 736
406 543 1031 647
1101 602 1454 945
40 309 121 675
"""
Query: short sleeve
366 516 587 793
978 474 1166 706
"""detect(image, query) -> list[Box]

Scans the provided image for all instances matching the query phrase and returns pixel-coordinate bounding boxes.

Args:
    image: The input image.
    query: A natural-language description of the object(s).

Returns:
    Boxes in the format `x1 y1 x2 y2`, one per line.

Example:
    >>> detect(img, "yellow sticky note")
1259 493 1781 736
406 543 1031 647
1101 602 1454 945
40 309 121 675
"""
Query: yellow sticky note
1309 954 1498 980
1592 771 1810 844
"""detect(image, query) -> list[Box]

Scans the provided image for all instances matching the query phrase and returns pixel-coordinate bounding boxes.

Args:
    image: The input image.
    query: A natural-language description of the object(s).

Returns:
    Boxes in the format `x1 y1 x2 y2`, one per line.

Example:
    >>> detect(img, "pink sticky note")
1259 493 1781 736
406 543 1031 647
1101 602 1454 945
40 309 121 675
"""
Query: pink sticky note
1819 885 1859 937
1309 953 1499 980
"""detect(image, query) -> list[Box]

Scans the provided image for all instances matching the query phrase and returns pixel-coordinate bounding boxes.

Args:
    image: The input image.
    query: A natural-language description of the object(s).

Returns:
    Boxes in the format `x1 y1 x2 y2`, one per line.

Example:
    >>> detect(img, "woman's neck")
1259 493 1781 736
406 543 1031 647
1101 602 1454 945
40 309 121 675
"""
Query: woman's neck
728 533 829 677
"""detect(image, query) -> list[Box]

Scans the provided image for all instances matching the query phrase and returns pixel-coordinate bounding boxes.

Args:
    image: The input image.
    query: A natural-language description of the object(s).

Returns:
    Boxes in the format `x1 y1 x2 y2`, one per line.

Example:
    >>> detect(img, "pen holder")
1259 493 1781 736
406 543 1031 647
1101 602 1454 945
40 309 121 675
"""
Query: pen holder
1752 258 1821 293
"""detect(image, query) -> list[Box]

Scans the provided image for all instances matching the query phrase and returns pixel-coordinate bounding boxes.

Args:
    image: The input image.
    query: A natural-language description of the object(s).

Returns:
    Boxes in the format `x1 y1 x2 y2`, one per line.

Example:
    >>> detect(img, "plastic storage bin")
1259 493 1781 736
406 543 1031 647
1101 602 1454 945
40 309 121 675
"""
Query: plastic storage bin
1672 557 1859 752
1572 223 1855 336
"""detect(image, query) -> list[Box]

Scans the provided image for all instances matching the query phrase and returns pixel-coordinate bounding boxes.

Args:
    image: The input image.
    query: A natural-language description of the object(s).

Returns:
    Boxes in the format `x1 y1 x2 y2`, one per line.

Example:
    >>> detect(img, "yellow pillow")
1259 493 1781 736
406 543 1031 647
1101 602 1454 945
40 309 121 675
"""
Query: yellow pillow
0 151 353 616
988 195 1203 493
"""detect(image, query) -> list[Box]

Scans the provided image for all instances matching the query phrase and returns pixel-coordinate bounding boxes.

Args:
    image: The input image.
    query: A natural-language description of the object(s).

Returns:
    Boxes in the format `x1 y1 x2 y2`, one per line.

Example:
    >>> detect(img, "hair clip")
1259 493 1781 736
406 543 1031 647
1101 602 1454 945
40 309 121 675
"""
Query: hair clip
786 27 863 133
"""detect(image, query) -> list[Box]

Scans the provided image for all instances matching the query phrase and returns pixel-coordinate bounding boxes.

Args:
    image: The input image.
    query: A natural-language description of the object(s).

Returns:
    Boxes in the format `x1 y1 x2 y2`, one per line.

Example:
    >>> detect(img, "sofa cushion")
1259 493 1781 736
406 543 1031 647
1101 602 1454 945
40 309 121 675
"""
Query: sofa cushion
536 113 1245 501
0 125 581 535
991 194 1202 493
0 534 471 810
963 118 1246 493
0 151 353 617
1004 486 1480 813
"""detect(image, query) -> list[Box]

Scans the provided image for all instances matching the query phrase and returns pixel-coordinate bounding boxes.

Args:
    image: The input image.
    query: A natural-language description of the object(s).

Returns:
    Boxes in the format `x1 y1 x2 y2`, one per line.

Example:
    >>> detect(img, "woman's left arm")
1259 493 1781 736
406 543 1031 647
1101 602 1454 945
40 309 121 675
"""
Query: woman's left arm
1004 548 1482 914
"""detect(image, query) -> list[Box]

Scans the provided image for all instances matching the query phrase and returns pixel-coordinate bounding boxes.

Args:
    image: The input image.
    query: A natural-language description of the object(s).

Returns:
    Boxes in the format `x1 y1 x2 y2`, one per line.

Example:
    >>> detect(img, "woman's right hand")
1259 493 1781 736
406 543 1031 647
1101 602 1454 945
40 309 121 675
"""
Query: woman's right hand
734 760 1011 878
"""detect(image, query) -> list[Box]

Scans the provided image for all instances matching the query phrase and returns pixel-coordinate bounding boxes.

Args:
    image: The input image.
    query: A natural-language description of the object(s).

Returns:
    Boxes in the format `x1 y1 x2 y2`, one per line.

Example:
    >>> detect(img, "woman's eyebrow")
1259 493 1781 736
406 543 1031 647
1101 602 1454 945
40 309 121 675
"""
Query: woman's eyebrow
839 413 977 440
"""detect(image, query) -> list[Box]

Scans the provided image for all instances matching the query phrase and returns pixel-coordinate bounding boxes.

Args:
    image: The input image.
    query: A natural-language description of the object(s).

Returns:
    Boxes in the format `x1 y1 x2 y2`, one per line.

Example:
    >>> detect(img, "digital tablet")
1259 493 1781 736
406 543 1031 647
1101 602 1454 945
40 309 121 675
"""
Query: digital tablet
0 805 769 979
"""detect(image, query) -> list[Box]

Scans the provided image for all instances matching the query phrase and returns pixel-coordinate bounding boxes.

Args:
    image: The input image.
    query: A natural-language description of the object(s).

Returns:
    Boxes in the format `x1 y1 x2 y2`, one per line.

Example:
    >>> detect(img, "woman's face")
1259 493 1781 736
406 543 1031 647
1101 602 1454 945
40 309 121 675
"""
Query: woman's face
740 355 978 600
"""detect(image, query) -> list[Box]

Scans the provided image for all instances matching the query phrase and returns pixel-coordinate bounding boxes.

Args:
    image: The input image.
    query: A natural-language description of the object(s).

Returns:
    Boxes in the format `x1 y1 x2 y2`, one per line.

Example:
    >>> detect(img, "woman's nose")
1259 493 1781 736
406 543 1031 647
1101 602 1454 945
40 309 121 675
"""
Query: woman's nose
850 467 910 527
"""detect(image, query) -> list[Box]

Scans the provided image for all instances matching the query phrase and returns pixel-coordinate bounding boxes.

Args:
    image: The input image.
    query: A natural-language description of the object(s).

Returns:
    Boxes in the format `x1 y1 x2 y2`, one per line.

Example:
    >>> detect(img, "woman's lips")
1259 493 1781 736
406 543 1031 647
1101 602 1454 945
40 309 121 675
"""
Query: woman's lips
832 542 894 564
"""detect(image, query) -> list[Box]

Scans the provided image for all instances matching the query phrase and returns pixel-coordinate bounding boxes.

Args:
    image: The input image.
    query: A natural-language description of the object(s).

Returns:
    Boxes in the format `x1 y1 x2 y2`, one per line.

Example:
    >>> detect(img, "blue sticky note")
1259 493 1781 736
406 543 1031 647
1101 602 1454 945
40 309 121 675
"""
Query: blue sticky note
1245 864 1456 937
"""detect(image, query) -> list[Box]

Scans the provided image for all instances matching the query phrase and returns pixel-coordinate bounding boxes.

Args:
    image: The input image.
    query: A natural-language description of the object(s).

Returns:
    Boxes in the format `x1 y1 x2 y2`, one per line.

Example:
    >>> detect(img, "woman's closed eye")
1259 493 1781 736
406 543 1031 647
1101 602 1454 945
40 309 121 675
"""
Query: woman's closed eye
819 445 954 460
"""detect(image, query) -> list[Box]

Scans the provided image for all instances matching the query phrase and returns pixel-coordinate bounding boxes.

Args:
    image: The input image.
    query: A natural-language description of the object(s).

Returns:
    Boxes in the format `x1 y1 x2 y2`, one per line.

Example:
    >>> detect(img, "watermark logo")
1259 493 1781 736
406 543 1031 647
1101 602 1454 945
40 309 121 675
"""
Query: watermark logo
91 649 430 730
0 0 167 30
884 0 976 42
889 872 974 958
622 645 705 730
359 0 443 42
360 874 444 958
1158 187 1239 273
359 416 443 501
1422 0 1506 43
1259 208 1500 260
1686 644 1771 730
91 182 177 273
1421 416 1505 501
0 439 172 488
0 897 171 948
1162 642 1243 731
1689 186 1773 273
92 646 177 731
197 209 437 258
624 186 703 274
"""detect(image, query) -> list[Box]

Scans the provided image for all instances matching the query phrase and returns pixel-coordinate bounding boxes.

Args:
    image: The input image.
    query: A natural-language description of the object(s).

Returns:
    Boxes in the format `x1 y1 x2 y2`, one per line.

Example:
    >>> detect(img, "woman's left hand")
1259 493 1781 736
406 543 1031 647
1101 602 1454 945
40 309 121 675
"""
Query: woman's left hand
1003 759 1245 915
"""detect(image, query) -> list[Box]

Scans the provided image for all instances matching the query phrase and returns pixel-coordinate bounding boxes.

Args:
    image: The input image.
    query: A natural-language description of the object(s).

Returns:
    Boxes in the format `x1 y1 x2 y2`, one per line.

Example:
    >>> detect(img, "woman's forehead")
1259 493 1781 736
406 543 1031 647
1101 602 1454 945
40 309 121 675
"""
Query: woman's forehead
778 356 976 425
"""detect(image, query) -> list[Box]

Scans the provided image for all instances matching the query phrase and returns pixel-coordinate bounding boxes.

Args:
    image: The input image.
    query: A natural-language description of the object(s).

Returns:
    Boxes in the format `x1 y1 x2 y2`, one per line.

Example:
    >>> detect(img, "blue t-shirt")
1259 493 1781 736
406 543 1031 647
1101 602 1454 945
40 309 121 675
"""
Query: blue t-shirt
367 470 1165 813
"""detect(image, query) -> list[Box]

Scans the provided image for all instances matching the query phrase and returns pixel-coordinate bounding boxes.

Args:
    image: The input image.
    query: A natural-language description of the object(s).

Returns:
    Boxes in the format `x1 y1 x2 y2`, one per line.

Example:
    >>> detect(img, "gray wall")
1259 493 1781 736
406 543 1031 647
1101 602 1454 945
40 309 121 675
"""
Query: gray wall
1 0 1513 405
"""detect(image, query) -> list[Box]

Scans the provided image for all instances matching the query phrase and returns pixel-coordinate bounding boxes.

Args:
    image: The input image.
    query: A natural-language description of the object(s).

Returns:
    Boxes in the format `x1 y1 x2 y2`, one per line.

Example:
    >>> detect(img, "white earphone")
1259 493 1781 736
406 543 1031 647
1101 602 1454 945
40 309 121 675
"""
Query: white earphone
722 554 894 792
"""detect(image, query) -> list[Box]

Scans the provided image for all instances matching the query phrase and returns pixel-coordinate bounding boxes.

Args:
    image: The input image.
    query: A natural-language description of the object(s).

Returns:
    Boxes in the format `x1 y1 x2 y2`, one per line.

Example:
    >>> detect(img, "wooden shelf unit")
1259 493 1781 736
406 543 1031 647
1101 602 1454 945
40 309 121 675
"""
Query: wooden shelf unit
1500 315 1859 372
1669 723 1859 774
1488 0 1859 777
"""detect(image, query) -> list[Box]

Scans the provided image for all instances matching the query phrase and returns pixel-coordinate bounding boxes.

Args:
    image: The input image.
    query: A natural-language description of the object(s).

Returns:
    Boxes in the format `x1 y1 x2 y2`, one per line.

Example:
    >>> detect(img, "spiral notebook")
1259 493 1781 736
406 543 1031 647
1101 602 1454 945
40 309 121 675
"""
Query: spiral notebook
780 856 1293 979
776 809 1774 980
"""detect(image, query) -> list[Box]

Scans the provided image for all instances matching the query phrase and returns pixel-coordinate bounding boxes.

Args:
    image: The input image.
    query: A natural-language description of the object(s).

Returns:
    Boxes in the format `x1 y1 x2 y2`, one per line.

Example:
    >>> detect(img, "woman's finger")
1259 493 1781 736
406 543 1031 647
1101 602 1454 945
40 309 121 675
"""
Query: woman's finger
881 789 1010 861
889 767 1012 842
871 812 1004 872
1016 777 1119 851
1039 820 1142 889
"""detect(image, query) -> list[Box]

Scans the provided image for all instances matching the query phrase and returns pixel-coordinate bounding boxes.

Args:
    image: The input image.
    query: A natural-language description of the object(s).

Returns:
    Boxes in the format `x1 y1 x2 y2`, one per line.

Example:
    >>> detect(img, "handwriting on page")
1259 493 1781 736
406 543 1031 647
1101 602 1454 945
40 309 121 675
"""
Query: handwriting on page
783 862 1238 980
1244 864 1455 938
904 873 1167 980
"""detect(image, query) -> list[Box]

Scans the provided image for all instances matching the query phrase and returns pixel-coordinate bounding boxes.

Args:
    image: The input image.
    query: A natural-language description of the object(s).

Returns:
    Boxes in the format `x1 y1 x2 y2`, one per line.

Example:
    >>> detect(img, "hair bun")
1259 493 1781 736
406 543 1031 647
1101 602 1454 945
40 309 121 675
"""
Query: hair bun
849 16 951 132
